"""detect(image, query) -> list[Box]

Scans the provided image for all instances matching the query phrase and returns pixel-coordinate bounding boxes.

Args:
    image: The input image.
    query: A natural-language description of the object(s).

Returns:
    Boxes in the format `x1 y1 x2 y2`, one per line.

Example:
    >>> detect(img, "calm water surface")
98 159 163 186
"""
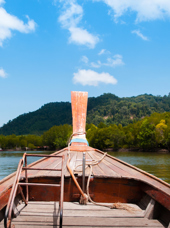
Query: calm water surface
0 151 52 181
0 151 170 184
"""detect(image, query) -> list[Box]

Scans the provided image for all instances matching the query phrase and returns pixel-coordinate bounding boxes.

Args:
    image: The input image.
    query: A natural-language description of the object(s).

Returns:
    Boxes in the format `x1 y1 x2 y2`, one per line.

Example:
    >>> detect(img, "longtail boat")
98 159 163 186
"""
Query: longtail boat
0 91 170 228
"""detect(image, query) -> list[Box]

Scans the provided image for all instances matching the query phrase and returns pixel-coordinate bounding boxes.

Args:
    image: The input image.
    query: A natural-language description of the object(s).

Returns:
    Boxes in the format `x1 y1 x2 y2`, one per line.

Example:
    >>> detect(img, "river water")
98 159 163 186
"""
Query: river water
0 150 170 184
0 151 51 181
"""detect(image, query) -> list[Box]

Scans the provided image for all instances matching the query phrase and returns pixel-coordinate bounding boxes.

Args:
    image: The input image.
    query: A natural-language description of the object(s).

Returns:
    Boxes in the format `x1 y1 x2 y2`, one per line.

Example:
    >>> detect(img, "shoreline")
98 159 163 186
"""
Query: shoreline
105 148 170 153
1 148 169 154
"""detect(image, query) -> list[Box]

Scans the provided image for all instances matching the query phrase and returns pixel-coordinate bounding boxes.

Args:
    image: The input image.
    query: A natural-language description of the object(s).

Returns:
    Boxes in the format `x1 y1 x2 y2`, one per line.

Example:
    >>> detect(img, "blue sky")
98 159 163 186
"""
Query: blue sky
0 0 170 127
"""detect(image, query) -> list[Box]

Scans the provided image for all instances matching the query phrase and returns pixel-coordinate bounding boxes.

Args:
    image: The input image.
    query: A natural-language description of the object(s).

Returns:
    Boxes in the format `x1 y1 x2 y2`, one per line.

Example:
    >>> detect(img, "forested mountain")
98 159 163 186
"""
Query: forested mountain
86 93 170 126
0 93 170 135
0 102 72 135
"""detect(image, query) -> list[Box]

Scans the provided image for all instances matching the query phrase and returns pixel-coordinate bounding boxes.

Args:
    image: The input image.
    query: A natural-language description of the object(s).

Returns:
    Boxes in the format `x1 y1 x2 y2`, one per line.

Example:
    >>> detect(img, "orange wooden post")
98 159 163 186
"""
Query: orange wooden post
70 91 88 149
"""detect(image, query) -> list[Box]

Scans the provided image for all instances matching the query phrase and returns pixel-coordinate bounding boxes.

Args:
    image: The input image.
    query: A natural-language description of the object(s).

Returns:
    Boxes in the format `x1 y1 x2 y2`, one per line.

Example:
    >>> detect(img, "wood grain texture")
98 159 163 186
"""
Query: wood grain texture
0 202 164 228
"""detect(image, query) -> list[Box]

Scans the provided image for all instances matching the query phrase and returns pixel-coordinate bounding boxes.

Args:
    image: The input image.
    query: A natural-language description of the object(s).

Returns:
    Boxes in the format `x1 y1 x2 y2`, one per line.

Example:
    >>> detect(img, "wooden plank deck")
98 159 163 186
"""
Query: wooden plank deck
0 201 165 228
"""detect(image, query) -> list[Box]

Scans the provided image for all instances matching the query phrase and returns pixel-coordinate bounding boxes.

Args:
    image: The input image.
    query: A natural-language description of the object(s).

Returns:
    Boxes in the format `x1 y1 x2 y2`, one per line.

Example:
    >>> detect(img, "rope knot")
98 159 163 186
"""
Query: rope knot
79 193 88 205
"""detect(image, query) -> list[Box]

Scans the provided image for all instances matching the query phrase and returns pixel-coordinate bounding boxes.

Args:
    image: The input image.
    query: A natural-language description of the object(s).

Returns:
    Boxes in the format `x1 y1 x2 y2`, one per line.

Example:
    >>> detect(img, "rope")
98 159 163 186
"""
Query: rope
86 158 137 211
73 152 107 173
86 165 114 209
67 131 86 147
67 131 107 205
67 132 134 210
66 152 87 201
86 165 137 210
67 131 88 203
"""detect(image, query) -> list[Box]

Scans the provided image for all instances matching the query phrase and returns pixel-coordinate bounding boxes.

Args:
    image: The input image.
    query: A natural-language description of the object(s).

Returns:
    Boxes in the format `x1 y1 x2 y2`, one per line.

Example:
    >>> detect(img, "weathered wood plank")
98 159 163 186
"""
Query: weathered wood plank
27 149 66 178
142 184 170 211
144 198 155 219
91 151 138 178
67 152 77 171
23 158 52 178
47 159 62 177
6 217 164 227
0 201 164 228
62 217 164 227
89 152 120 178
4 201 144 227
138 194 151 210
86 152 105 176
18 202 143 218
24 154 62 177
0 225 164 228
20 208 143 218
95 150 170 195
0 225 53 228
91 151 133 178
1 226 162 228
74 151 92 177
24 201 141 210
74 151 83 176
19 210 142 218
64 152 76 177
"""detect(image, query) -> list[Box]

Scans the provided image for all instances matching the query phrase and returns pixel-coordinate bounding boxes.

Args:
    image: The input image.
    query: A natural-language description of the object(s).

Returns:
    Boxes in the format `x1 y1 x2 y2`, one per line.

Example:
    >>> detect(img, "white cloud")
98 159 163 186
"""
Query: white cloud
98 49 106 55
0 68 7 78
98 49 111 55
59 0 83 28
104 55 124 67
90 54 124 68
0 6 36 46
96 0 170 22
132 30 148 41
58 0 99 48
69 27 99 48
73 69 117 86
81 56 89 64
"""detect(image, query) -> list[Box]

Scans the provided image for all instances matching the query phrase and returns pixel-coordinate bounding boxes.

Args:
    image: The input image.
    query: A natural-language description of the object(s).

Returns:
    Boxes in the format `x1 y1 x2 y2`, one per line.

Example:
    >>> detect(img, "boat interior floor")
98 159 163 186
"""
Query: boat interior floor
0 201 166 228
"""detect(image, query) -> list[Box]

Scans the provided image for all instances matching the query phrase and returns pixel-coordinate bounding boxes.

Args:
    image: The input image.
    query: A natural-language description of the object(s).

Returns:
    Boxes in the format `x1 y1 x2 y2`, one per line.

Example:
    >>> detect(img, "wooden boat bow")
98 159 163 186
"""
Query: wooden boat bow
0 91 170 228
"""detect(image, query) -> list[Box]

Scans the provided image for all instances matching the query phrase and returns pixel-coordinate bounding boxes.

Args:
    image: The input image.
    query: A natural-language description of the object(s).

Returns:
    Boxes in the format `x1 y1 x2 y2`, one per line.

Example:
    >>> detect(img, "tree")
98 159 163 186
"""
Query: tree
28 143 35 150
109 125 125 149
86 124 97 146
98 122 106 128
155 119 167 147
42 124 72 149
89 127 112 150
137 119 156 150
54 124 72 149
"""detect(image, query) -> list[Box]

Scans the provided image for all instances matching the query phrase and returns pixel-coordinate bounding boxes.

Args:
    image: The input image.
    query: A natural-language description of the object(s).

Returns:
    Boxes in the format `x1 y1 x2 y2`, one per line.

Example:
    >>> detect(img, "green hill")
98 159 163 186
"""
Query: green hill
0 93 170 135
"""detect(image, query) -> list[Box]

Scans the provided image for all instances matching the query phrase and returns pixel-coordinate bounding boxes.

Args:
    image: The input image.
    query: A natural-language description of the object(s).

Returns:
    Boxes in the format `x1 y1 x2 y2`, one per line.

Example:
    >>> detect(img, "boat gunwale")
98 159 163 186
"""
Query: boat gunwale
0 148 67 186
94 148 170 189
1 146 170 189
